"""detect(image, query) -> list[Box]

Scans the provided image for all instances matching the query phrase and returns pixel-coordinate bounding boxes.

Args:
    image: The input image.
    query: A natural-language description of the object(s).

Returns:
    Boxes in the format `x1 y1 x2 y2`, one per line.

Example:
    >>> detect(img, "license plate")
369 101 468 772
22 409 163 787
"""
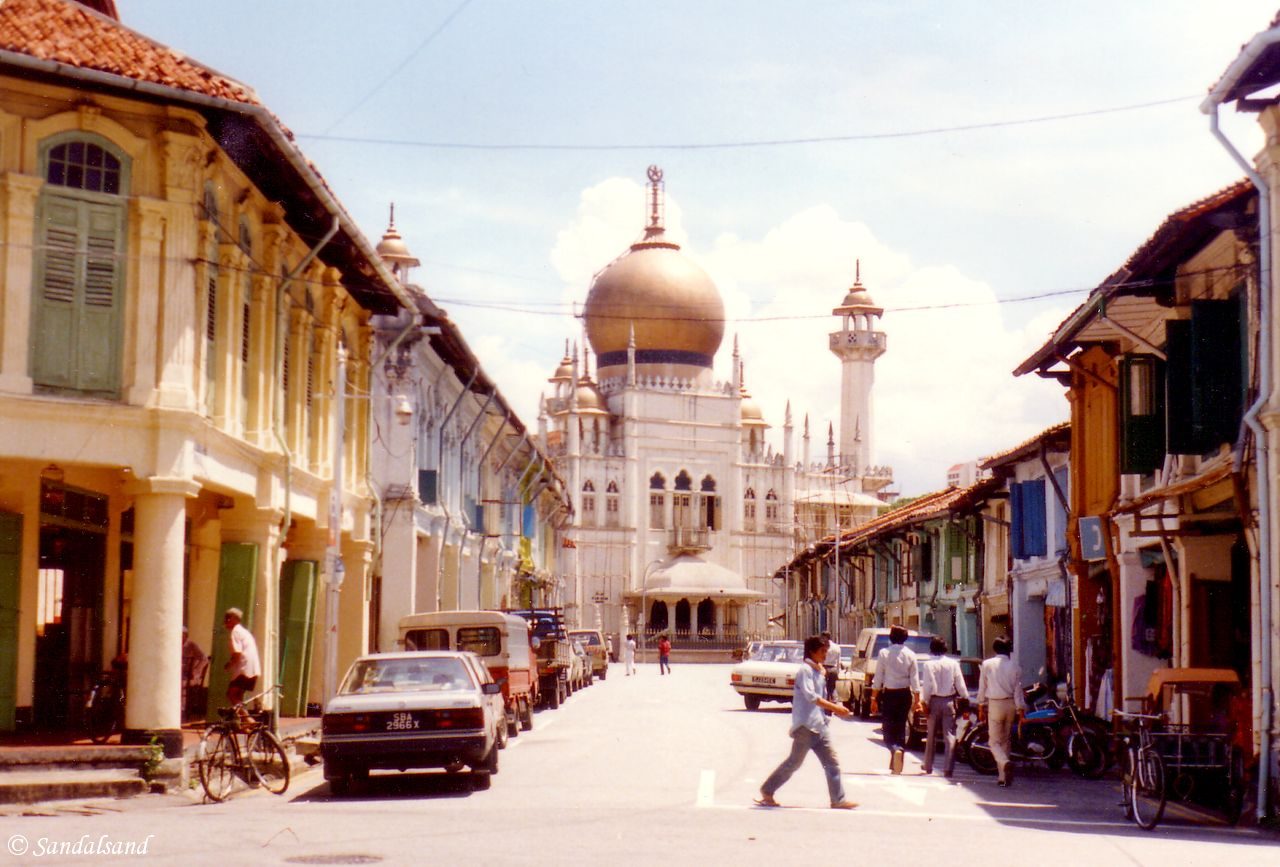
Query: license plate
385 712 421 731
754 677 777 685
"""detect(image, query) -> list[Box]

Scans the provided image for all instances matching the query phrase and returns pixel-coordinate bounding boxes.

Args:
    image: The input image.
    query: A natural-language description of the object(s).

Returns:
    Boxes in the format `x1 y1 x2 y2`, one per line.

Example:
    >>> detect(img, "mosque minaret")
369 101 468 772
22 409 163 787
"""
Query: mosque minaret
537 167 892 644
829 261 886 475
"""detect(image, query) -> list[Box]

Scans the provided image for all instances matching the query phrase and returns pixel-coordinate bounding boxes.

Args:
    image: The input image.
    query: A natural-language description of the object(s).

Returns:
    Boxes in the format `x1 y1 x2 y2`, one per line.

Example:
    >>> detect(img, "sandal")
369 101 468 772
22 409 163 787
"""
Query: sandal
754 795 781 807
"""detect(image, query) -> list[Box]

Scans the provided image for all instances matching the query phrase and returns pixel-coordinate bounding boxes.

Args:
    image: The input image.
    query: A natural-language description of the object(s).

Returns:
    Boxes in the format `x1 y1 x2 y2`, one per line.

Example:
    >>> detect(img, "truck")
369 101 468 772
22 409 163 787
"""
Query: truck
398 610 537 736
504 608 573 709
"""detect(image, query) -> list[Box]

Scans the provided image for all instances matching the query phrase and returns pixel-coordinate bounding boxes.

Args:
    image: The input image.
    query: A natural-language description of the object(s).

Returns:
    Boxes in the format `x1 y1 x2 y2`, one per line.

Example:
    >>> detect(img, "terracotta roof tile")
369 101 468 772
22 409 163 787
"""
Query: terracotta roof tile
0 0 258 105
979 421 1070 470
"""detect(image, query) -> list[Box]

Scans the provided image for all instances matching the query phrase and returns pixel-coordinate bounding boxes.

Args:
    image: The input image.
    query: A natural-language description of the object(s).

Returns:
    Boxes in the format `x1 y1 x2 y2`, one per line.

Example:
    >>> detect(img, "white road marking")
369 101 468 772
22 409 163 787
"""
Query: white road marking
696 769 715 808
706 803 1137 828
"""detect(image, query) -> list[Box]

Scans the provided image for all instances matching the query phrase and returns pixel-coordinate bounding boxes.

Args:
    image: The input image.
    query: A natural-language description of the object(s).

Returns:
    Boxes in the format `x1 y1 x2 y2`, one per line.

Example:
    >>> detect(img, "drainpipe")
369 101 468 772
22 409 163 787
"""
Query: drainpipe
1204 61 1276 820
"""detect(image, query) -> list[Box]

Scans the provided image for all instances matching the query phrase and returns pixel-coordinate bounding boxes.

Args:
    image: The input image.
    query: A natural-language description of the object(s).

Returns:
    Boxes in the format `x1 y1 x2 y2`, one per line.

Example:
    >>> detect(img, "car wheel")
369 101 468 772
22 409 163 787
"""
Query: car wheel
496 720 509 749
519 698 534 731
907 728 924 750
599 668 607 681
507 711 519 740
549 682 562 709
328 774 350 796
744 695 762 711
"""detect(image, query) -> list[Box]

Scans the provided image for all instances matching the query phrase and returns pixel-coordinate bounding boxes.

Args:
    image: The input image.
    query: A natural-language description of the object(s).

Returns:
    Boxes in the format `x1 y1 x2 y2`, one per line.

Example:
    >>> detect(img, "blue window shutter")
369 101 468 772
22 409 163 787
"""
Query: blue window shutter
1009 482 1025 560
1025 479 1048 558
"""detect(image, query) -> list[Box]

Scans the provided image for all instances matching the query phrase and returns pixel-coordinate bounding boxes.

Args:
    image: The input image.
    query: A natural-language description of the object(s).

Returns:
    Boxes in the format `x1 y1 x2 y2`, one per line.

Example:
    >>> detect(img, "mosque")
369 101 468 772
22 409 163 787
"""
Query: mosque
539 167 894 645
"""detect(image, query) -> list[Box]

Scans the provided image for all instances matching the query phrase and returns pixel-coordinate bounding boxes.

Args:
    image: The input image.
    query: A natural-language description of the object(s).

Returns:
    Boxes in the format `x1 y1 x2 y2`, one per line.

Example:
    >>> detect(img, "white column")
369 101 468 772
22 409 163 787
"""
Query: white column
124 477 200 757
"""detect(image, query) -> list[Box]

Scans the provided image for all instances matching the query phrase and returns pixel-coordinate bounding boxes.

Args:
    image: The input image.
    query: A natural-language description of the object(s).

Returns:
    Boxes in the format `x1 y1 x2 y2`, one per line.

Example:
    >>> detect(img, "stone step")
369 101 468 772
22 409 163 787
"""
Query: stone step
0 746 155 773
0 769 148 805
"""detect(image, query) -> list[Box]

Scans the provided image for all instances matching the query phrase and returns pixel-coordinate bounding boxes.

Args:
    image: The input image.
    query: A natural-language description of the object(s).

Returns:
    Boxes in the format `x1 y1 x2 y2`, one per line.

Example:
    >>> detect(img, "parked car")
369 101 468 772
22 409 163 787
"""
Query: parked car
568 628 610 680
729 640 803 710
567 640 591 692
399 610 538 737
733 639 764 662
320 651 505 795
845 627 939 717
907 656 981 748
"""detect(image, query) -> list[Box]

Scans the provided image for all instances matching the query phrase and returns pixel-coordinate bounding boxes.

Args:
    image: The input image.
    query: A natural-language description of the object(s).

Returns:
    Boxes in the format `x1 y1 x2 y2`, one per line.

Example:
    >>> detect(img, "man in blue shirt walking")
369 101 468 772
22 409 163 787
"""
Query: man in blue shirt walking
756 635 858 809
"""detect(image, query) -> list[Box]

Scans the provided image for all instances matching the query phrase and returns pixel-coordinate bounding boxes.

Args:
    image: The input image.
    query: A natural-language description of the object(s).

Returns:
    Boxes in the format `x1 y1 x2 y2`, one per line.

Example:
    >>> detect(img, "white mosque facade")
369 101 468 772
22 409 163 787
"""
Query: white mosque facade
541 167 893 646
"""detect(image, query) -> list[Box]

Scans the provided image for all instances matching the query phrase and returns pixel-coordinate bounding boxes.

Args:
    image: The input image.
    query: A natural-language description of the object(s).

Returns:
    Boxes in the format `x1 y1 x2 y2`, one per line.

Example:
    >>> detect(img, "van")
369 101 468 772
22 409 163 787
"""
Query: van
399 610 537 736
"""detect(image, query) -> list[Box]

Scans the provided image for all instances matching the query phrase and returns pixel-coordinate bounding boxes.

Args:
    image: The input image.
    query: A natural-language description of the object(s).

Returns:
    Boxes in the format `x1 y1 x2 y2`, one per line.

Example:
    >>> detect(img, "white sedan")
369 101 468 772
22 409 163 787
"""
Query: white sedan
729 641 803 711
321 651 506 795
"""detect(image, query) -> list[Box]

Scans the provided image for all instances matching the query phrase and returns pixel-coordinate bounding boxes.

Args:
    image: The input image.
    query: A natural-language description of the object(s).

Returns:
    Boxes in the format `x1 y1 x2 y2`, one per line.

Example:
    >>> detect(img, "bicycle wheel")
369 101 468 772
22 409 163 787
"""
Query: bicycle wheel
246 728 291 795
1121 748 1135 820
1130 747 1166 830
198 730 238 802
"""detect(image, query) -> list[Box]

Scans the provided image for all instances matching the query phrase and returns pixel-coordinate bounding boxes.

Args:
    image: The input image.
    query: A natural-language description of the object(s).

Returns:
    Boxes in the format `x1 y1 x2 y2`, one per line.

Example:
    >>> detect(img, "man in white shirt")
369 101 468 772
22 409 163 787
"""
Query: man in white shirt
920 637 968 777
977 635 1025 787
223 607 261 712
623 633 636 676
871 624 920 774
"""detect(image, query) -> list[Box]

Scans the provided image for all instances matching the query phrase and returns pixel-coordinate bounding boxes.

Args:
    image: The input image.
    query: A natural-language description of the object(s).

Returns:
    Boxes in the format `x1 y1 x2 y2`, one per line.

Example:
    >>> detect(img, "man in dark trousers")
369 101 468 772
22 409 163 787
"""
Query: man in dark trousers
756 635 858 810
871 624 920 775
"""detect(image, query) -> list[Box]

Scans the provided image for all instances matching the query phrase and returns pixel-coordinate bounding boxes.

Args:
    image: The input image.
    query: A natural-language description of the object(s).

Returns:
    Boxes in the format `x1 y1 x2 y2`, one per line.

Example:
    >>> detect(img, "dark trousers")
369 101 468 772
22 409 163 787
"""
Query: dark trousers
880 688 912 753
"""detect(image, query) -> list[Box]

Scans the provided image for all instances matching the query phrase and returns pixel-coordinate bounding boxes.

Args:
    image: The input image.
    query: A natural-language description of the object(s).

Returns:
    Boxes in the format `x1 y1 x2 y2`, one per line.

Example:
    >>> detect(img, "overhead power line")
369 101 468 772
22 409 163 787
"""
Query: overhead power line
301 95 1199 152
321 0 476 135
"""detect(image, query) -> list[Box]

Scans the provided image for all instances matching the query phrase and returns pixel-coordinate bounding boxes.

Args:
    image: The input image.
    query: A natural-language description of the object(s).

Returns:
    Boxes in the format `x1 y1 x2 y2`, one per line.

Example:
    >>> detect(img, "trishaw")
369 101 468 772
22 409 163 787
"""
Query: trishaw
1114 667 1248 829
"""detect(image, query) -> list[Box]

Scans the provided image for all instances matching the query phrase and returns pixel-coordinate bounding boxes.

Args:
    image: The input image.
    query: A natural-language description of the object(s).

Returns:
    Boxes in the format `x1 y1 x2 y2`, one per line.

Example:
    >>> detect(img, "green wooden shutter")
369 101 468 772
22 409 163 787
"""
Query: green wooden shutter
207 542 258 721
1165 319 1200 455
32 196 123 395
1190 298 1245 448
1119 355 1166 475
278 560 317 717
0 512 21 732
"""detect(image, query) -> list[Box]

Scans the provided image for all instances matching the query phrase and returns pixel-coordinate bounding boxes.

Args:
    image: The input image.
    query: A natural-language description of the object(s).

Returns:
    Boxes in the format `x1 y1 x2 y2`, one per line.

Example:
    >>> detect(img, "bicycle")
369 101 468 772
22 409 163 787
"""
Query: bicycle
85 668 126 744
196 685 290 802
1113 710 1166 830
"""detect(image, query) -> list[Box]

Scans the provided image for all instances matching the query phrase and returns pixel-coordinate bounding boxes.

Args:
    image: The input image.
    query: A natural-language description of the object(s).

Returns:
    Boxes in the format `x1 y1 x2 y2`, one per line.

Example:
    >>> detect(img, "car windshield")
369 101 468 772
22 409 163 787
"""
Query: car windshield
339 657 474 695
569 632 601 646
752 644 803 663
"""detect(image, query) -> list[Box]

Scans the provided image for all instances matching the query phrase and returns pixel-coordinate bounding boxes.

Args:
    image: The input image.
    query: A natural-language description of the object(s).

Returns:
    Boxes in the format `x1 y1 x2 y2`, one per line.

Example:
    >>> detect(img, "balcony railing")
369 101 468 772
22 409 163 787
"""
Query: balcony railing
668 526 710 552
640 627 744 652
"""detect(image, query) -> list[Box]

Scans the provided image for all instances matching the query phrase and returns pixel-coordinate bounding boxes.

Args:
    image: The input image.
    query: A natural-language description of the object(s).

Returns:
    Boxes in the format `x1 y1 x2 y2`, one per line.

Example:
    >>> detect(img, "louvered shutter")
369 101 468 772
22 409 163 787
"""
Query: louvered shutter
32 196 122 394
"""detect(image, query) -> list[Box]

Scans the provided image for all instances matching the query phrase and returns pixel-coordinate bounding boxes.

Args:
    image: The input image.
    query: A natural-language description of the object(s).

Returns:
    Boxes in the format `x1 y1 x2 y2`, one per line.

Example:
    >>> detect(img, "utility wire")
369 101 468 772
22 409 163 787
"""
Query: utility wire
321 0 476 135
302 95 1198 151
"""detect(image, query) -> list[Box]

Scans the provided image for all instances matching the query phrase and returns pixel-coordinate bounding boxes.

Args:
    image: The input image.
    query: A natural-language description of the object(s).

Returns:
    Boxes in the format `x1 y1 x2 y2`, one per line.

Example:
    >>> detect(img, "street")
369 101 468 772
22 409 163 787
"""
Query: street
1 663 1275 866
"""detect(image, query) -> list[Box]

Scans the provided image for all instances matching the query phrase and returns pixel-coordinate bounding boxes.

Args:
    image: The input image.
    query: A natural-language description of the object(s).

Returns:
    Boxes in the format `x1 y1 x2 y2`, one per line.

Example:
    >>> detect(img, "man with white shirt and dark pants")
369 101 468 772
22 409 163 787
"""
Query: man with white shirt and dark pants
977 635 1025 787
920 637 967 777
871 624 920 775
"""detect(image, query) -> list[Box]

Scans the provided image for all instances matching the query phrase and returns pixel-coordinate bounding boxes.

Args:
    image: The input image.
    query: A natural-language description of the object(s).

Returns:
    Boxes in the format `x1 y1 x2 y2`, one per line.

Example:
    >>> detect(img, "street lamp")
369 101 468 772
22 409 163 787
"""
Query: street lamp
640 558 664 663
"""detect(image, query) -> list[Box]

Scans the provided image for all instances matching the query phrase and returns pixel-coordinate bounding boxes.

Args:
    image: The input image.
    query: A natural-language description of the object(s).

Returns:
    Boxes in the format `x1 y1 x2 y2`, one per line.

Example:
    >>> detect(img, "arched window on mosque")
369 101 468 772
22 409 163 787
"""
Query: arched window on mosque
700 475 716 492
649 472 666 529
605 480 620 528
582 480 596 527
744 487 757 532
674 470 692 491
765 489 780 528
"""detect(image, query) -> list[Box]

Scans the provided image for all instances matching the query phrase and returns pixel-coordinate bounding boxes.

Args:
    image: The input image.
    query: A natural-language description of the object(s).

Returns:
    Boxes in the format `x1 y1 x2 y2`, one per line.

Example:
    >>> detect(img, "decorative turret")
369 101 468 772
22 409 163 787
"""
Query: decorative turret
375 203 421 283
829 260 886 474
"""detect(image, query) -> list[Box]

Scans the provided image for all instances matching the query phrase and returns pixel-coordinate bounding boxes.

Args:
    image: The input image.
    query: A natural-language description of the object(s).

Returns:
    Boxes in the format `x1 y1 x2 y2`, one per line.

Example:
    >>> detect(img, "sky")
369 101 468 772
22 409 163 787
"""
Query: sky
123 0 1279 496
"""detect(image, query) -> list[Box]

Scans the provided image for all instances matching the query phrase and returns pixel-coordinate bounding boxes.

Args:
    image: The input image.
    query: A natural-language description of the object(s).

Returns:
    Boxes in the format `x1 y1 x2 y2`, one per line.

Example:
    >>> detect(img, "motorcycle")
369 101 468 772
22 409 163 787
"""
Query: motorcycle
1054 696 1111 779
963 683 1062 775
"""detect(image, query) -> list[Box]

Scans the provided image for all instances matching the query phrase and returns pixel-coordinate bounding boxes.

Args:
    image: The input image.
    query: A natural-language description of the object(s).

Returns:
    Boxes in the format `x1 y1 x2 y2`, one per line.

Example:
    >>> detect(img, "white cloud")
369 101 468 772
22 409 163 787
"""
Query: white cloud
498 179 1072 496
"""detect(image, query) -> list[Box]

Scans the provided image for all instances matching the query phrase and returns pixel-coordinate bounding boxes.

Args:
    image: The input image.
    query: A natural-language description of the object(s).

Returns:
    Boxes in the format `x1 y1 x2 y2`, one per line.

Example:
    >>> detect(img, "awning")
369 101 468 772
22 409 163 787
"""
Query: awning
1111 457 1233 516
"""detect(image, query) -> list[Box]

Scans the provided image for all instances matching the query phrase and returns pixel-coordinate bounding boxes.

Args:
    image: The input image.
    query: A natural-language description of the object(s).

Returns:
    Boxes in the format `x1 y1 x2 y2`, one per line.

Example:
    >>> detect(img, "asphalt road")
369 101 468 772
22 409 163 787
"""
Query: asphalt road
1 663 1276 866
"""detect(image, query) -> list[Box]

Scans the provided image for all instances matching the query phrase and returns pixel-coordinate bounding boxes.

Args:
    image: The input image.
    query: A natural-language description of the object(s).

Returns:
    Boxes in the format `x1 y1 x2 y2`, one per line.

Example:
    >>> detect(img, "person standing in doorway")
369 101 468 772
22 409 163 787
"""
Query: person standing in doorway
756 635 858 810
658 634 672 674
624 633 636 676
978 635 1025 787
920 637 967 777
870 624 920 774
222 607 261 715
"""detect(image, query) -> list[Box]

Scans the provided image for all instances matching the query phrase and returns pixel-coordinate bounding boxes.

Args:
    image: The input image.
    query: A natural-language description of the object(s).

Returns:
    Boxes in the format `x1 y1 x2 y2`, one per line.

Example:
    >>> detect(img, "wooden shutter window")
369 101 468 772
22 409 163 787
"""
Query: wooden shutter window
1119 355 1166 475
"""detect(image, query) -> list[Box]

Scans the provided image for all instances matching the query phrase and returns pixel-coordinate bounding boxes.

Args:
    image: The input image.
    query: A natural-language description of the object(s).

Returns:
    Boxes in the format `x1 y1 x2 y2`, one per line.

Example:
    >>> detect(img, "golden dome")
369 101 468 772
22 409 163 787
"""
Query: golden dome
574 381 610 415
376 204 420 269
584 231 724 367
583 169 724 369
832 260 882 316
550 342 574 382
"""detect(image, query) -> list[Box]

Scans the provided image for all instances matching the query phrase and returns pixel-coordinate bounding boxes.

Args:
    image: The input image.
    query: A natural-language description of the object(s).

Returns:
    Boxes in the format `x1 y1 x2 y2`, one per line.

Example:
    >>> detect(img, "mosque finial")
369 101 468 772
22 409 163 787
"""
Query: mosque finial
855 258 860 285
388 202 396 229
645 165 665 236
